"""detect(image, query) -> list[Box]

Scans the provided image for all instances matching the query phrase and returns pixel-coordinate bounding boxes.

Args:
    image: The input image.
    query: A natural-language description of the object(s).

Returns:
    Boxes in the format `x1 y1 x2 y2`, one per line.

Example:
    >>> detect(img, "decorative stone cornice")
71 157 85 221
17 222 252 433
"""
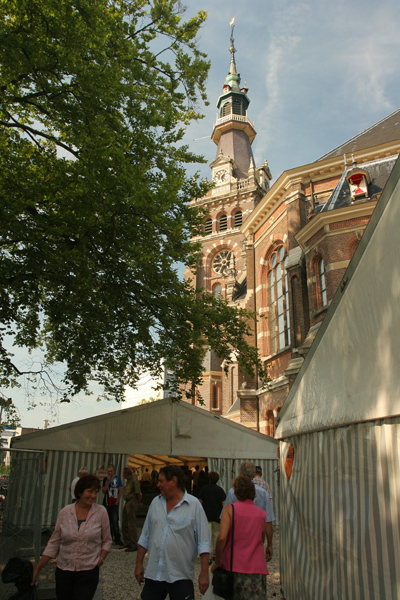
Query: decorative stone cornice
295 201 377 250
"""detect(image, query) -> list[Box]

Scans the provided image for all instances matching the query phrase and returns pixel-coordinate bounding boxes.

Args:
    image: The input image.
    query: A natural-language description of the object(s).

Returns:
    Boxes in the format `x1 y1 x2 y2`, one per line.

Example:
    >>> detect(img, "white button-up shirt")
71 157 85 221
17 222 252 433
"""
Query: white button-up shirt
138 491 210 583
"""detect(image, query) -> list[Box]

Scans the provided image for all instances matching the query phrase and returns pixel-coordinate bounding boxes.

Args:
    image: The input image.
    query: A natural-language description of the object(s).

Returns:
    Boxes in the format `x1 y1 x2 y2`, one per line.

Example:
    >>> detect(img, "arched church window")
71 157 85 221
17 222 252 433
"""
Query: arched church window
267 246 291 354
213 283 222 298
212 250 232 277
204 218 212 235
234 211 243 228
219 214 227 232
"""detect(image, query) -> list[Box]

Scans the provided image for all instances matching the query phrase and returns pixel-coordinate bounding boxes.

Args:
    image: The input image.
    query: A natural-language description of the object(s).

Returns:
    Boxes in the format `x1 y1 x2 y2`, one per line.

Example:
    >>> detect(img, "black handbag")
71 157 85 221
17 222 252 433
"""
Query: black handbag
212 504 235 599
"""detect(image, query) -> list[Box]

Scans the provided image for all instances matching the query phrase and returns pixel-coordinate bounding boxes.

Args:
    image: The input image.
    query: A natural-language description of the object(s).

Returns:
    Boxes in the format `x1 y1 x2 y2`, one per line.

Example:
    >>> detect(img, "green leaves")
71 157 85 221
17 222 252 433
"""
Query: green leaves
0 1 266 405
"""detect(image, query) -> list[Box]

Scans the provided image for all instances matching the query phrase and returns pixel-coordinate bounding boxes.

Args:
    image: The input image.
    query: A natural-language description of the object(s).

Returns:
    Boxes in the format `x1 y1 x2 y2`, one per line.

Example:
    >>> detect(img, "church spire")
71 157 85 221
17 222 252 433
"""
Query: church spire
211 20 256 180
228 18 238 78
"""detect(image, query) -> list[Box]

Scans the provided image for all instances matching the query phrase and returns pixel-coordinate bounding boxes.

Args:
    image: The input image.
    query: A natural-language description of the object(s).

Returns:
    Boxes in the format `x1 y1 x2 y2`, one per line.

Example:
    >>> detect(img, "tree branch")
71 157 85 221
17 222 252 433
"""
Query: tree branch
0 115 79 157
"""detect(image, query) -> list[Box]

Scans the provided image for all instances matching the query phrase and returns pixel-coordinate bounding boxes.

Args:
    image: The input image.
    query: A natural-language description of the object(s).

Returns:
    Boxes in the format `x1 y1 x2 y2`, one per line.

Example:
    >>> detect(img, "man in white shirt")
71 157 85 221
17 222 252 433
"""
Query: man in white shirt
135 465 210 600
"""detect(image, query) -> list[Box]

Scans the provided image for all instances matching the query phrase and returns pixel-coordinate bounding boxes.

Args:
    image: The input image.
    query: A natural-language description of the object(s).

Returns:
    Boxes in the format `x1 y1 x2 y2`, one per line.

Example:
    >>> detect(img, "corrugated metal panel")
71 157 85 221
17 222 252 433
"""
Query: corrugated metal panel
209 457 279 525
279 418 400 599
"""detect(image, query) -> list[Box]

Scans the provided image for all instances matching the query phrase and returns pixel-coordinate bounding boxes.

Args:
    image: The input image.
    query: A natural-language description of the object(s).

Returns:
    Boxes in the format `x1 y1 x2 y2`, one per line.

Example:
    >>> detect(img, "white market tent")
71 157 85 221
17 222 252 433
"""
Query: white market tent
11 399 278 528
275 156 400 600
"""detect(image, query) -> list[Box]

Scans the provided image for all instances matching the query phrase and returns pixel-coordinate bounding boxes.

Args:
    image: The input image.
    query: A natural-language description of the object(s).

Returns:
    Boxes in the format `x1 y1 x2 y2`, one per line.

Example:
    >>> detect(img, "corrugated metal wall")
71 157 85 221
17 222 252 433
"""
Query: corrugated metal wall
279 418 400 600
209 457 279 525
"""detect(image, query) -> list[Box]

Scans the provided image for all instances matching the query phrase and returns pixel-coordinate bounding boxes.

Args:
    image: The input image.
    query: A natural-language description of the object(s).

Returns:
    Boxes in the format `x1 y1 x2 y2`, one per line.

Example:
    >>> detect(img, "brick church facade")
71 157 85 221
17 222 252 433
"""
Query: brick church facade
185 28 400 436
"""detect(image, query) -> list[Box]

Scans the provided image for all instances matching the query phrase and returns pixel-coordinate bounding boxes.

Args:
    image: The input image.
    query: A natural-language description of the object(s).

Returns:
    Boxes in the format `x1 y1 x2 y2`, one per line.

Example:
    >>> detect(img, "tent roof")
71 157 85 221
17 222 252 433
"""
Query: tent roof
276 155 400 439
12 398 277 459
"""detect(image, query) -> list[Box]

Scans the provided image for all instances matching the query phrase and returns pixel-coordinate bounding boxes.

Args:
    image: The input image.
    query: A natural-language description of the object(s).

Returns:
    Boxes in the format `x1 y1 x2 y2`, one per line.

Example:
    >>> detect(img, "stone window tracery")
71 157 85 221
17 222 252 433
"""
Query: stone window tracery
212 250 232 276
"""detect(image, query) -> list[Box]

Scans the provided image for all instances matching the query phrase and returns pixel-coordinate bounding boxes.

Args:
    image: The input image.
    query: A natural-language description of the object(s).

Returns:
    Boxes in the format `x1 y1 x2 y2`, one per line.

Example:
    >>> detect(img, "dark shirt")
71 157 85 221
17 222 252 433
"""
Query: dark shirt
198 483 226 523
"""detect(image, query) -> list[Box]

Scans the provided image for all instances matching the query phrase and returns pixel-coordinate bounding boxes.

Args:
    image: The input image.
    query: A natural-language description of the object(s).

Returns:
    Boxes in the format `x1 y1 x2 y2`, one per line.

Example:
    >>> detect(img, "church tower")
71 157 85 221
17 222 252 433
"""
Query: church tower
187 21 271 415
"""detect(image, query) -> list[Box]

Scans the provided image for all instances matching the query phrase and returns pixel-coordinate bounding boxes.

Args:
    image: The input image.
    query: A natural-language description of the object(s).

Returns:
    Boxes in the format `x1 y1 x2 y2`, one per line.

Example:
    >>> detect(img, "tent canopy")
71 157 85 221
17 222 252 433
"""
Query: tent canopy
276 155 400 439
12 398 277 461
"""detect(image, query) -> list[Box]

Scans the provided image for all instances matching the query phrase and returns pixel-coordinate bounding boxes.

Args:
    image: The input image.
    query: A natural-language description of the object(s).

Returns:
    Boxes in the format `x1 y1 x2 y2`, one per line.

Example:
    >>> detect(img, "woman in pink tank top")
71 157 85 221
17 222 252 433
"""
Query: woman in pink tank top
211 475 268 599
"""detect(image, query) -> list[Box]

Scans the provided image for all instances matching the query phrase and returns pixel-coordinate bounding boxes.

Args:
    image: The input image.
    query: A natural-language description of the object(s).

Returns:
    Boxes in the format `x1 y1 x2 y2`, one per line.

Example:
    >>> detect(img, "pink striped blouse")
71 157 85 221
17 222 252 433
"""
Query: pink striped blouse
43 503 112 571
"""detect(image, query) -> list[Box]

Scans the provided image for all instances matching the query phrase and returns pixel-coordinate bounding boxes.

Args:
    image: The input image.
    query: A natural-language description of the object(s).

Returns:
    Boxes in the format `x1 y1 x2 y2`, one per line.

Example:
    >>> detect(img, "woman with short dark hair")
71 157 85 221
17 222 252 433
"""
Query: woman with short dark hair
32 474 111 600
211 474 269 599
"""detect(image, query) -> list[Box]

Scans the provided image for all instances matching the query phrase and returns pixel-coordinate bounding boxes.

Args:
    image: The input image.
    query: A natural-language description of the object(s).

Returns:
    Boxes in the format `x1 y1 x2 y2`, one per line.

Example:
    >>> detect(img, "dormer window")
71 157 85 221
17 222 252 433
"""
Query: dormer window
346 168 370 201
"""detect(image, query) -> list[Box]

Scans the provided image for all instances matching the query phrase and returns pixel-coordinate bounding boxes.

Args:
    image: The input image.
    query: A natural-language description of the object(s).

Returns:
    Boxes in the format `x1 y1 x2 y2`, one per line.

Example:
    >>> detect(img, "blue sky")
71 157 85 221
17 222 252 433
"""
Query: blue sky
185 0 400 182
8 0 400 429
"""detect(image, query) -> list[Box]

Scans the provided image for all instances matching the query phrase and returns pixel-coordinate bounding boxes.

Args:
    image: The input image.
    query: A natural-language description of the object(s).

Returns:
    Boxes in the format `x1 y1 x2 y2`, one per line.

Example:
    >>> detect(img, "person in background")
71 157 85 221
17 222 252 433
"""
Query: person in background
223 461 274 562
183 465 193 494
102 464 123 546
198 471 226 562
150 470 158 488
135 465 211 599
192 465 200 496
32 474 111 600
69 466 89 502
211 475 270 599
204 466 209 484
122 466 142 552
254 465 272 499
141 468 151 484
197 469 208 497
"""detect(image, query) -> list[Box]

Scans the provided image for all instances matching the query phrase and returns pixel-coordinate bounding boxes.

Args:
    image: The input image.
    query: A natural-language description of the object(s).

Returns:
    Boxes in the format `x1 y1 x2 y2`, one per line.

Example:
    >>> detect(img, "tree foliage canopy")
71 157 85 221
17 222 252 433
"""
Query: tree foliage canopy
0 0 266 405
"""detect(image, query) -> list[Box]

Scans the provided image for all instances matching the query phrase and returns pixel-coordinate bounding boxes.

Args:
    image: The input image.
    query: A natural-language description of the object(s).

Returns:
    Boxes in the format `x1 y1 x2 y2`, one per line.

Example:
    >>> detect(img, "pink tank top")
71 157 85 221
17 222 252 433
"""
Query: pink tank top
221 499 268 575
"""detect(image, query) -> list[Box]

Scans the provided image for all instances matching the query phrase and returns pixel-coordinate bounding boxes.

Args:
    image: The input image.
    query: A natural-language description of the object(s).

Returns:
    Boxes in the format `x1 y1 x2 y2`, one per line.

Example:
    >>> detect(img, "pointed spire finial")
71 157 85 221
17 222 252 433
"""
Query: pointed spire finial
229 18 237 75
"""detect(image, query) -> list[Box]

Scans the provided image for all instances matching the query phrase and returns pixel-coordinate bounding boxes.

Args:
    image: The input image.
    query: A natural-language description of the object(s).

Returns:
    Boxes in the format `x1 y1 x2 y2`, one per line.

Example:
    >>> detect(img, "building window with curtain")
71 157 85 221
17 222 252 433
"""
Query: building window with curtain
267 246 291 354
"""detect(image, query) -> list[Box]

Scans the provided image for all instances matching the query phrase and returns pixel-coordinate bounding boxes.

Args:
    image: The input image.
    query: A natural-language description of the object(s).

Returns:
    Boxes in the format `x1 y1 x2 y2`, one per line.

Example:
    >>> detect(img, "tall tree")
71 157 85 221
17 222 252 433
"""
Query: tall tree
0 0 266 404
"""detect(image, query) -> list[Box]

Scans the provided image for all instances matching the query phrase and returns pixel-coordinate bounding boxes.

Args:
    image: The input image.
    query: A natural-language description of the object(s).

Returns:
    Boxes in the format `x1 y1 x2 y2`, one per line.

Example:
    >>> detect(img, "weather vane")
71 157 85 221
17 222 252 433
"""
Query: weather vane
229 17 236 60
